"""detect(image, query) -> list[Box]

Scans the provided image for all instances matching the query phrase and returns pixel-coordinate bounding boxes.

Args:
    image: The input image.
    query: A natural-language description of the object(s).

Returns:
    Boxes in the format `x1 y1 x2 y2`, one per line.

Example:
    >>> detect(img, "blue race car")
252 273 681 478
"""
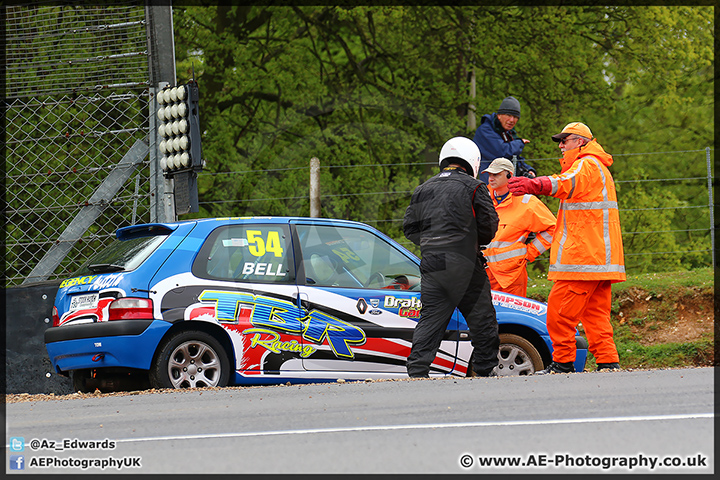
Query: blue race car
45 217 587 392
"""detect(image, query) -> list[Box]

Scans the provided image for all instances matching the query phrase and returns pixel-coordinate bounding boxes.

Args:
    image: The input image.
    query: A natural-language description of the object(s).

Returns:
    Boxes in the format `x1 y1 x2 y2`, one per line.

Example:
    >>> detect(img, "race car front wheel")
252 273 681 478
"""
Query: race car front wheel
150 330 230 389
496 333 544 376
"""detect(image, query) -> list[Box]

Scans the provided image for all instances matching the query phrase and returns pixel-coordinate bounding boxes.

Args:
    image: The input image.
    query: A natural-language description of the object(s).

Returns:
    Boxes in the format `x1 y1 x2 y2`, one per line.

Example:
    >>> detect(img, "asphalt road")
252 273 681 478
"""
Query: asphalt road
5 367 714 474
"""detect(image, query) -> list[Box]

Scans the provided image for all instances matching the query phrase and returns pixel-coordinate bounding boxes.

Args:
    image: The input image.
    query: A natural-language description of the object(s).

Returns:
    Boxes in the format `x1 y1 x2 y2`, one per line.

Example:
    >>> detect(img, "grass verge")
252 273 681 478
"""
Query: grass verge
526 267 715 370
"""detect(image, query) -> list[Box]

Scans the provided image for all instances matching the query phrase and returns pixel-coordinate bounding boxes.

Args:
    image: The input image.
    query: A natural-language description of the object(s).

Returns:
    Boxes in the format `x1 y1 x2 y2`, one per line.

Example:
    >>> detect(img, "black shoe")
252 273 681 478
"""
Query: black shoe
536 362 574 375
408 373 429 378
596 362 620 371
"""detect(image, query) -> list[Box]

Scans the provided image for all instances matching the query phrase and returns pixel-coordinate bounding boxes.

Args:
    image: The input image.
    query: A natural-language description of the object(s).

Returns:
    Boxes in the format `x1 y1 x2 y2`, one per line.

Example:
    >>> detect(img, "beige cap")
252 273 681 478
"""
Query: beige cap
482 157 515 175
551 122 593 142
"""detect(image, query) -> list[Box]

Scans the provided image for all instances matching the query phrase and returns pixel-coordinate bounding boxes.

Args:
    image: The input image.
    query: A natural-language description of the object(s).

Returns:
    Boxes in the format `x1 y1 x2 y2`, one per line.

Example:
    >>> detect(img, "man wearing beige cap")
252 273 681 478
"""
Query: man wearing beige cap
482 157 556 297
507 122 625 374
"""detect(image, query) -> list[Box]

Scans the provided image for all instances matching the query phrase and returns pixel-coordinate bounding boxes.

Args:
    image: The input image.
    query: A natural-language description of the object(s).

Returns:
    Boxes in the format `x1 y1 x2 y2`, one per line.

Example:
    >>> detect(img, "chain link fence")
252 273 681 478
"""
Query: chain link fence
4 1 154 287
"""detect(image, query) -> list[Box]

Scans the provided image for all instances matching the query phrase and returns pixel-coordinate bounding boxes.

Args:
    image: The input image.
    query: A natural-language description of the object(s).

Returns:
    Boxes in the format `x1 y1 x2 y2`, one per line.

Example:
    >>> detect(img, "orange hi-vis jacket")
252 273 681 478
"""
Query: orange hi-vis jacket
484 187 556 290
546 140 626 283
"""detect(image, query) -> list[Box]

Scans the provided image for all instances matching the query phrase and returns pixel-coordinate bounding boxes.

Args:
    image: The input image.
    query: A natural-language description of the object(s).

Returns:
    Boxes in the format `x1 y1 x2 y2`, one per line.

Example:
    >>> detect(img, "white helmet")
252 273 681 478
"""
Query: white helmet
439 136 481 178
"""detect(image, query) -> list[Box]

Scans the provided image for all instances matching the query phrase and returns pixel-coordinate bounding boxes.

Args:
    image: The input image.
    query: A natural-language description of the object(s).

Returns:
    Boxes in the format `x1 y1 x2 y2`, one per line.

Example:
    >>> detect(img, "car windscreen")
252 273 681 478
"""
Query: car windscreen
72 235 168 275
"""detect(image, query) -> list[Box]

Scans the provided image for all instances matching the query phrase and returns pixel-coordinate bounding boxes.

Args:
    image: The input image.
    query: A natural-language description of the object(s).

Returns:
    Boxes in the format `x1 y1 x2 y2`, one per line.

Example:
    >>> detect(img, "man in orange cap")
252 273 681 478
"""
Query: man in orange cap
507 122 625 373
482 157 556 297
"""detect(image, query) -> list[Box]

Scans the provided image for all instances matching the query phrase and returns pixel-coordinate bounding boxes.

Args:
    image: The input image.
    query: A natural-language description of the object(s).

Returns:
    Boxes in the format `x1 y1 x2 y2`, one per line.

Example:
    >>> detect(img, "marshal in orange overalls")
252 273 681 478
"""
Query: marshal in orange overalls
484 188 556 297
543 139 625 365
508 125 626 368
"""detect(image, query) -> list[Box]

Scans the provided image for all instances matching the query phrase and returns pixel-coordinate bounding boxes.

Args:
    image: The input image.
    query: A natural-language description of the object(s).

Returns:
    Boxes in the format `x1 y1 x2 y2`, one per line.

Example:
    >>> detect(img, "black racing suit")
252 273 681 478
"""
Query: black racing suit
403 166 500 377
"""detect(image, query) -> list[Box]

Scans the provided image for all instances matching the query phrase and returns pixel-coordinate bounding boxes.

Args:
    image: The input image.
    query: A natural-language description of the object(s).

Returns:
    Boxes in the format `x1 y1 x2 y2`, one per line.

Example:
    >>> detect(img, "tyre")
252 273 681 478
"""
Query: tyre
150 330 230 389
72 369 94 393
496 333 544 376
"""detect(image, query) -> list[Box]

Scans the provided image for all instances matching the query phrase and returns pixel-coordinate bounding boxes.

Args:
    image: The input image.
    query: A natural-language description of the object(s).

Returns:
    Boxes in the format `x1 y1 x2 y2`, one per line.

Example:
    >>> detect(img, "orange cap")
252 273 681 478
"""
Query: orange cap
551 122 593 142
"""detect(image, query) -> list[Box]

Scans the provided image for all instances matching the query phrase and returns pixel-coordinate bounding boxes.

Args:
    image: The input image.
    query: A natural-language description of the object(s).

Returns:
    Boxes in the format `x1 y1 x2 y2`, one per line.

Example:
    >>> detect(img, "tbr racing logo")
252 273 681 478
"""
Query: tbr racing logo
189 290 366 359
491 292 547 315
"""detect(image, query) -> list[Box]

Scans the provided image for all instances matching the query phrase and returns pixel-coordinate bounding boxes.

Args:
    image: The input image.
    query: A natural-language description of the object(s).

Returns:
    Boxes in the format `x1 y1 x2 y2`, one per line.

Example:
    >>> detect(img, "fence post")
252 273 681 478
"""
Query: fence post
310 157 321 217
467 65 476 132
706 147 714 269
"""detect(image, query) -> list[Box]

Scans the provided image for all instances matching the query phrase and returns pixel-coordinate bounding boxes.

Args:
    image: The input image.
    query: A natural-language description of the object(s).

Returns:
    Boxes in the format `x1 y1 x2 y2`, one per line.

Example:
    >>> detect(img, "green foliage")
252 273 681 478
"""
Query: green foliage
617 168 683 273
609 340 715 369
171 5 713 274
528 267 713 301
529 268 714 370
583 339 715 371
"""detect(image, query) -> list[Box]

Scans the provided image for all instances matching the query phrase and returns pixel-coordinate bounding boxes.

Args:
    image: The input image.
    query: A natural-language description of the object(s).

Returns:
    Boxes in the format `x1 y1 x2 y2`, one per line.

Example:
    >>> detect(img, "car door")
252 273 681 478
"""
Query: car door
186 221 306 374
292 220 461 377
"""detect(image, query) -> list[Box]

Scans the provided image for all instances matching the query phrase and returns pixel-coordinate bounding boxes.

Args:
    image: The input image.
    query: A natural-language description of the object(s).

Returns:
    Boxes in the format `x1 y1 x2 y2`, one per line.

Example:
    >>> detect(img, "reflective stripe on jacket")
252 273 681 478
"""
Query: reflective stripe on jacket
546 140 626 282
484 188 556 289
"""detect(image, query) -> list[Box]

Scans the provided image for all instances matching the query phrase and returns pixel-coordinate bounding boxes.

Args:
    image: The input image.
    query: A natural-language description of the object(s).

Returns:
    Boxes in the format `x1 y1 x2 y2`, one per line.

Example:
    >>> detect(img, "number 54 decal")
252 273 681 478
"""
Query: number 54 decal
246 230 284 257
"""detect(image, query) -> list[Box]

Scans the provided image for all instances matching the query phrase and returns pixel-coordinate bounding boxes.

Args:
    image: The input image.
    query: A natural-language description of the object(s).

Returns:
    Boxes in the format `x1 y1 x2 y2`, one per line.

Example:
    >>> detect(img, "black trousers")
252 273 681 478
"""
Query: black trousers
407 251 499 377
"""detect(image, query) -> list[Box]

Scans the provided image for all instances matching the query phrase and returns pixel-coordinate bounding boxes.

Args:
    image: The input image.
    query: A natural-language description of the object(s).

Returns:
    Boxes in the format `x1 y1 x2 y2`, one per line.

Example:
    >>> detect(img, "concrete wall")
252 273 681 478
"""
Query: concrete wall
6 281 73 395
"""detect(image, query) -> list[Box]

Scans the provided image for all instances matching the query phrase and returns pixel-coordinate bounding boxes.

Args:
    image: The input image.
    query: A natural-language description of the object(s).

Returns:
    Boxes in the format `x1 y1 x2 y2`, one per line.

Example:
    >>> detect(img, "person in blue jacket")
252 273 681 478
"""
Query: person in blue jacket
473 96 536 183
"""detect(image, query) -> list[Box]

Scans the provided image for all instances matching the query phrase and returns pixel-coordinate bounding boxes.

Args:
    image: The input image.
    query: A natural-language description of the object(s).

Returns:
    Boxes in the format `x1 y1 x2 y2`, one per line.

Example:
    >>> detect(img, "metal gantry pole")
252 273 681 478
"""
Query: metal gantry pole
146 2 177 223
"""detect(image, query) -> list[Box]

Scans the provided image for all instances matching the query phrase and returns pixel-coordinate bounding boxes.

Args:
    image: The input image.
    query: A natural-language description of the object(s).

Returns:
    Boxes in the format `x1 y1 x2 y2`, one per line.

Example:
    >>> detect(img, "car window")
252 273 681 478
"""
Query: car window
194 224 293 283
296 224 420 290
72 235 167 275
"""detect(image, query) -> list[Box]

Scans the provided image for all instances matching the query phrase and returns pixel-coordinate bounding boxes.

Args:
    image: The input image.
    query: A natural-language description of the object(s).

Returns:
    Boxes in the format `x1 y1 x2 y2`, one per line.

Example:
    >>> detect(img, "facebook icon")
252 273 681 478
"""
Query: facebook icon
10 455 25 470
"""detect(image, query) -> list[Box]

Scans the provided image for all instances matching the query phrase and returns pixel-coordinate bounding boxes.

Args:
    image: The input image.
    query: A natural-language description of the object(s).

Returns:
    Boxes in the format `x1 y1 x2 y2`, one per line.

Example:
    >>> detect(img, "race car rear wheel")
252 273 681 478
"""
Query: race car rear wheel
72 369 94 393
150 330 230 389
496 333 543 376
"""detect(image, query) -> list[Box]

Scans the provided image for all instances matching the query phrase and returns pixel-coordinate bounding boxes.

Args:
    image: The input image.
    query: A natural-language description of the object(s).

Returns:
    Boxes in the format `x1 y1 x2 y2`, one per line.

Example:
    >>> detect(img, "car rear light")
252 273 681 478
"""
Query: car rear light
52 305 60 327
108 297 154 321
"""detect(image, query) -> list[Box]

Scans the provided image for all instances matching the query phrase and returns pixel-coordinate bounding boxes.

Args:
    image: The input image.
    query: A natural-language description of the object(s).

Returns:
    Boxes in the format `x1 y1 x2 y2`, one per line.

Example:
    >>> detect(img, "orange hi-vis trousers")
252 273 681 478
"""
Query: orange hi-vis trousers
546 279 619 364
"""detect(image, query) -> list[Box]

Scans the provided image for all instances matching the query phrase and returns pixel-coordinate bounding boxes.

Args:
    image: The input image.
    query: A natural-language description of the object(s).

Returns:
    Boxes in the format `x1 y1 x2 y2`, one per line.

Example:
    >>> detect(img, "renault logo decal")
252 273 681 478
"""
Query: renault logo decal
356 298 368 314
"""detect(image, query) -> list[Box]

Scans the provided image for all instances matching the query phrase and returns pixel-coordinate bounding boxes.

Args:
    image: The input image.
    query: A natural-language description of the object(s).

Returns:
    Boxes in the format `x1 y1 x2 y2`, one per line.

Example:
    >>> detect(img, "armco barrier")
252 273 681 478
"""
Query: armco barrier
6 281 73 395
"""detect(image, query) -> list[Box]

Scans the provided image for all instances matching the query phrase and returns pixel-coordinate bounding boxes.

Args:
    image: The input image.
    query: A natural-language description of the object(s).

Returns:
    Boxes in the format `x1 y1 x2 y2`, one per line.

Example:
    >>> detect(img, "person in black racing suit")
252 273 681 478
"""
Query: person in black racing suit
403 136 500 378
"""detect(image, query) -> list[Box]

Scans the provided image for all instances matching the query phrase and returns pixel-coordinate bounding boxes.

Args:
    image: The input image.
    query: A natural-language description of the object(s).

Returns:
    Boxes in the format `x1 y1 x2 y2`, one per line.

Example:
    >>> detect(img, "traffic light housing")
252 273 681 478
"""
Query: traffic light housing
156 81 203 175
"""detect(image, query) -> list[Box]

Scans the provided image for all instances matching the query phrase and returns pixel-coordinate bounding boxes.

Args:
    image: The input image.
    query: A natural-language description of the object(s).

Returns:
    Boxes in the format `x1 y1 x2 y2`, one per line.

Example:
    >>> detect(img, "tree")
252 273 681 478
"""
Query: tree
172 5 713 272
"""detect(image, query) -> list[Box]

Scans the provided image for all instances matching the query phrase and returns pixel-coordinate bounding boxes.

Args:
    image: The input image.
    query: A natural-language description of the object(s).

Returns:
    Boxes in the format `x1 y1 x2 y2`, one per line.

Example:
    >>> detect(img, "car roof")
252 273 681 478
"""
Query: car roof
177 216 370 227
116 216 373 239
